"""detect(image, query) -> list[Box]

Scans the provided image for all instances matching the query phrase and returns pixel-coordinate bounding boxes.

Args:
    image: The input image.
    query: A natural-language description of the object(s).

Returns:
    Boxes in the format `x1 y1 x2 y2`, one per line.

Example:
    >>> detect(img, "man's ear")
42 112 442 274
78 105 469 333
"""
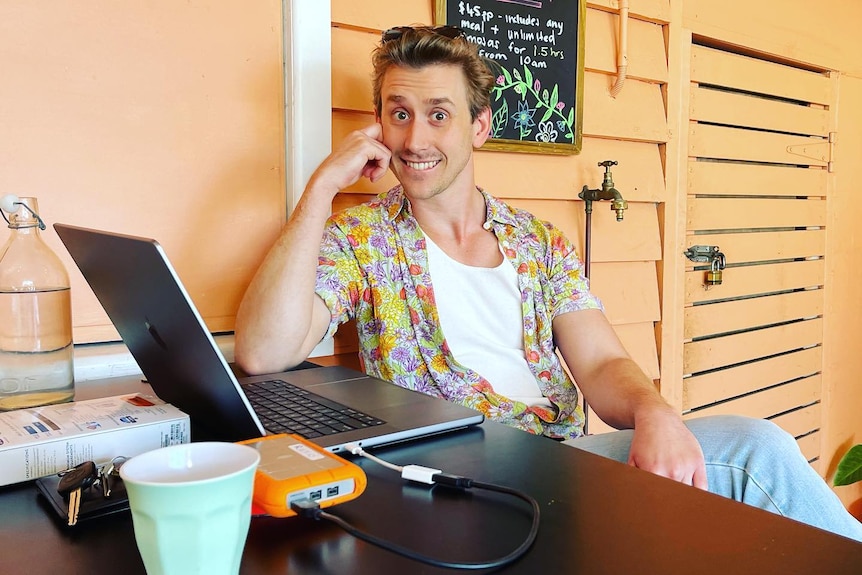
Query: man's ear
472 107 492 149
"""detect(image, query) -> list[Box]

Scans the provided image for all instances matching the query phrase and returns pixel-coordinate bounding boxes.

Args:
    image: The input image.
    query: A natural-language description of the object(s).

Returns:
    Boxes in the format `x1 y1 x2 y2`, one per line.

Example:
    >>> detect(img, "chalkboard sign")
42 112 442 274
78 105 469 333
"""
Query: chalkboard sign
435 0 585 154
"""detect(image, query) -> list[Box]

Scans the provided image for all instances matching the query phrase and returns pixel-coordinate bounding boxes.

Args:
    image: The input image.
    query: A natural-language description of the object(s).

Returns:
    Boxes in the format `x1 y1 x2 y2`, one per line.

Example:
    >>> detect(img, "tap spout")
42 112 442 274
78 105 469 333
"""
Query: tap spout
577 161 628 221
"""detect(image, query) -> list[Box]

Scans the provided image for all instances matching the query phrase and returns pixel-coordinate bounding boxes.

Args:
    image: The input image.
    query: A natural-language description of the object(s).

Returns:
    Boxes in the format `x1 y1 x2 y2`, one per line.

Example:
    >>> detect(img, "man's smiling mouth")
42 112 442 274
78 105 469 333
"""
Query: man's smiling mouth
404 159 441 171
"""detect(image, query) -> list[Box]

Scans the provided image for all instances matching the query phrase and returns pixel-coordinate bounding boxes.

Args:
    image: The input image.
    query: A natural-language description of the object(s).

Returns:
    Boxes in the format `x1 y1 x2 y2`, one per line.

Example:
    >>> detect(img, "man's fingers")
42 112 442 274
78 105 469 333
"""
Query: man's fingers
629 457 706 489
351 123 390 181
359 121 384 141
363 155 390 182
692 465 709 491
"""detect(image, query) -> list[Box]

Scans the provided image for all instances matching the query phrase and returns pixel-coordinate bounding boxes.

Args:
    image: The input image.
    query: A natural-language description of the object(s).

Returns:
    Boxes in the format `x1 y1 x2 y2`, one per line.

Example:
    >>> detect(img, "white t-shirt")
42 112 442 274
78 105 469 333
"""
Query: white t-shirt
423 232 550 407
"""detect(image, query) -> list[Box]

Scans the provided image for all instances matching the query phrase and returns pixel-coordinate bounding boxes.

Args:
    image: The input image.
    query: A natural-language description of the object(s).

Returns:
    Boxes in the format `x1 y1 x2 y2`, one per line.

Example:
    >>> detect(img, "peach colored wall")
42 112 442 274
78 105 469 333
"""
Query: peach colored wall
0 1 286 342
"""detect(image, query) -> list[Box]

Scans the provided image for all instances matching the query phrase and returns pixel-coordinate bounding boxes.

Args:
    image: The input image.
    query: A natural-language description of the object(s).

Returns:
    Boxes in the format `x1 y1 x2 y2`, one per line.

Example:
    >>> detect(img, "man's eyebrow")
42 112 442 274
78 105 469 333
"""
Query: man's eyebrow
384 95 455 106
426 97 455 107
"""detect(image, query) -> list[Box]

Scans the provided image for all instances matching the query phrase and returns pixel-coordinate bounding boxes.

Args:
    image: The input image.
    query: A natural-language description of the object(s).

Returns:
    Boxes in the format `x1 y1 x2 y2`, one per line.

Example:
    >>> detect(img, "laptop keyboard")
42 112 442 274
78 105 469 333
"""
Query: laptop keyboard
243 379 386 439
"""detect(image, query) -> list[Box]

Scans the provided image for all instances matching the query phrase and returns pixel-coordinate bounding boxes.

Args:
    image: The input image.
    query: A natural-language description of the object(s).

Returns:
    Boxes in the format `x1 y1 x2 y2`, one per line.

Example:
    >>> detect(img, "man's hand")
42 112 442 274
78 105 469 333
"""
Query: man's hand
308 123 392 197
553 309 708 490
235 122 391 374
628 408 708 489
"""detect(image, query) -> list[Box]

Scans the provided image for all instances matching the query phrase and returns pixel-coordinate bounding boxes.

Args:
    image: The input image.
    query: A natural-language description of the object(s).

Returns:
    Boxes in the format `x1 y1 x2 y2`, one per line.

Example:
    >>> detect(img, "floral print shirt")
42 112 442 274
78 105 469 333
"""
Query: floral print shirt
315 186 602 439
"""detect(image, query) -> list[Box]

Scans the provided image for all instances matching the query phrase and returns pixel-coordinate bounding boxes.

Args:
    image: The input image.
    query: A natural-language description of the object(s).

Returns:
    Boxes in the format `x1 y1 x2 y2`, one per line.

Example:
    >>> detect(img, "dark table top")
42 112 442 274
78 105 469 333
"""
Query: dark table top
2 377 861 574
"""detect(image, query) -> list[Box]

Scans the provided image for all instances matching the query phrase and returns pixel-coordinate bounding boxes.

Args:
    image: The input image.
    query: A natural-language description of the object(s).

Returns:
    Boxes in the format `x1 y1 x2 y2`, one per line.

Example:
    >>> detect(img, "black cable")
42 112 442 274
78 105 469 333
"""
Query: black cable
291 476 540 570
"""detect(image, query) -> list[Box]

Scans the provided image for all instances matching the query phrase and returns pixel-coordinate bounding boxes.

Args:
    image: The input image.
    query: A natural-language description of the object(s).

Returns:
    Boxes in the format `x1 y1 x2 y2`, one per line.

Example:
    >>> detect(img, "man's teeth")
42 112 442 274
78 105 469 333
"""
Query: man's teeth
406 160 438 170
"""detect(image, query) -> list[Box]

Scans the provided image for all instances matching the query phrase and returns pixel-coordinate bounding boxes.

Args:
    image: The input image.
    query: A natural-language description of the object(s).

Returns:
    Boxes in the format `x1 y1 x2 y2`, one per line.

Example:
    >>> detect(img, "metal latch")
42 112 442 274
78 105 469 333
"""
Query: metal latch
684 245 726 289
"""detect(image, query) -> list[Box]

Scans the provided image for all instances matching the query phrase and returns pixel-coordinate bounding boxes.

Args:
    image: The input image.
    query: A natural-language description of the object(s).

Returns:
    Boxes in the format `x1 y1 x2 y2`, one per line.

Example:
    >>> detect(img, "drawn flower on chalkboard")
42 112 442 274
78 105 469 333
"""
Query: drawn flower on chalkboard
536 121 558 143
512 100 537 137
497 75 505 86
492 64 576 144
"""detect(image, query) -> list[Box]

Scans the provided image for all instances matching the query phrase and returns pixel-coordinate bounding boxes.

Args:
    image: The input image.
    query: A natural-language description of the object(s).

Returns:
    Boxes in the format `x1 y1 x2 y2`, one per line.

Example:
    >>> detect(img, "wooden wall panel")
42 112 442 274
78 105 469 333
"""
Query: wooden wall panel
683 0 862 77
688 162 827 198
616 322 661 379
772 404 822 439
684 318 822 374
687 197 826 230
687 230 826 263
689 124 829 166
797 432 821 462
331 27 378 112
331 0 431 28
683 375 821 419
690 45 832 105
590 262 661 325
685 260 824 304
685 290 824 340
582 73 668 142
587 0 670 23
585 9 668 82
684 347 822 411
690 86 829 137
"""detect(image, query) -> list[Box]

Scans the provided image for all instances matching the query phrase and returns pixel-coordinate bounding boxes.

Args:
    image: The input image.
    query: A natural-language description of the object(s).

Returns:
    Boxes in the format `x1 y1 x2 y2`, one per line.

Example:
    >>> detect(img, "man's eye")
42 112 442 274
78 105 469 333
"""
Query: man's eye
433 112 448 121
395 111 409 120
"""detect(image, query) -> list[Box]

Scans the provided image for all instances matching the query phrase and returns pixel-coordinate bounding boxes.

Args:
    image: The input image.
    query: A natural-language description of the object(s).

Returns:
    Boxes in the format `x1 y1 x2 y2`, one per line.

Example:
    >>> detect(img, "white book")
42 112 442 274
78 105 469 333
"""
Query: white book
0 394 190 486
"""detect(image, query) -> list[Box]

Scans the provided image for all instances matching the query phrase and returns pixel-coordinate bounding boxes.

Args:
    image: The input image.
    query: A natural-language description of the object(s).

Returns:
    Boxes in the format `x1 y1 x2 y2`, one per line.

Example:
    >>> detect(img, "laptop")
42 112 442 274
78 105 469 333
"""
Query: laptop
54 223 483 452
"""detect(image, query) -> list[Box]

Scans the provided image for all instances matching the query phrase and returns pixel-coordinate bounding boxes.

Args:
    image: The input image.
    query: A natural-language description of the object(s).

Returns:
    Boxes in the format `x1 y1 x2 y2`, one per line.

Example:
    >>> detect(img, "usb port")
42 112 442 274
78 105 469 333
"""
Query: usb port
326 486 340 497
309 489 322 501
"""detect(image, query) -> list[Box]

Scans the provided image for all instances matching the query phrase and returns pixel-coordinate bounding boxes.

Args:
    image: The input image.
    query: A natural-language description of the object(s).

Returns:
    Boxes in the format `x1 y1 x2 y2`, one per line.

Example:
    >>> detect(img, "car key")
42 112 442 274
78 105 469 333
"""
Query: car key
58 461 98 526
99 461 114 498
99 455 129 498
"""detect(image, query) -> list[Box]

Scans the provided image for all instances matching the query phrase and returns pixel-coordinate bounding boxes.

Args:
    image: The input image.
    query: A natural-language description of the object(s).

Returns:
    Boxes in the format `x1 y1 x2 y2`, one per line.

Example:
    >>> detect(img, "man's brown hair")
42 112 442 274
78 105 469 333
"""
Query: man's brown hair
372 26 496 122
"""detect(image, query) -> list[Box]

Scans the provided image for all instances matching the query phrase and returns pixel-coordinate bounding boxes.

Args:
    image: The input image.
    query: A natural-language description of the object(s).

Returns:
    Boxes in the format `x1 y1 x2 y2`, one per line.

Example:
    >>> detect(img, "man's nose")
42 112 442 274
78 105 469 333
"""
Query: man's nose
404 120 431 151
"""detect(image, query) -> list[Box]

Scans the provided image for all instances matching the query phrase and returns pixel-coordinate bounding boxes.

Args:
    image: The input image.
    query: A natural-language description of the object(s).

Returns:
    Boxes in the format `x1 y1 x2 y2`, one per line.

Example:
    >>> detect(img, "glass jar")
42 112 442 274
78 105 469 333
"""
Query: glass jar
0 196 75 409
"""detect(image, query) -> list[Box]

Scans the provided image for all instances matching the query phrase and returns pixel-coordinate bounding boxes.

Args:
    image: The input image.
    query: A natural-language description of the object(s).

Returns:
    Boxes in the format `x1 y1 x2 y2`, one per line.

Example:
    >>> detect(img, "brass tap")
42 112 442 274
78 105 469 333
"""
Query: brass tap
578 160 628 221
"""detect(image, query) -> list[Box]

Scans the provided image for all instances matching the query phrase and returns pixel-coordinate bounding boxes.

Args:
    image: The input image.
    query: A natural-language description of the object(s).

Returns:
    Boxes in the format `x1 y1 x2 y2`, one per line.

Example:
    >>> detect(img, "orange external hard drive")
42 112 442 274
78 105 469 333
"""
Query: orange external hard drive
238 434 367 517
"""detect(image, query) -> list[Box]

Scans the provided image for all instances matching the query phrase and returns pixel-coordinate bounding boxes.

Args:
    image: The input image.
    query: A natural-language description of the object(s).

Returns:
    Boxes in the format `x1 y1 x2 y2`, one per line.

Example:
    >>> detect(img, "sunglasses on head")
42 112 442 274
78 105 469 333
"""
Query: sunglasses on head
381 25 465 44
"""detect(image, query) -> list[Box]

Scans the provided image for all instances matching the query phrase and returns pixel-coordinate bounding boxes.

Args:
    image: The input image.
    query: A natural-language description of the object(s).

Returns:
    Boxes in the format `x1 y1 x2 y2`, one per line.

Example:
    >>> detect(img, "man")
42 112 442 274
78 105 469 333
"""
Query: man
235 26 862 541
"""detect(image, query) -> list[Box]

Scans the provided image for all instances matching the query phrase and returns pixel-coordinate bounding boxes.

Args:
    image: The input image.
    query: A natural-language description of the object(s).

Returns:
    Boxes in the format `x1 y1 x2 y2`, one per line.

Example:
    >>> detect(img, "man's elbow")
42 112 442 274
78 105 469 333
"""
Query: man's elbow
234 343 304 376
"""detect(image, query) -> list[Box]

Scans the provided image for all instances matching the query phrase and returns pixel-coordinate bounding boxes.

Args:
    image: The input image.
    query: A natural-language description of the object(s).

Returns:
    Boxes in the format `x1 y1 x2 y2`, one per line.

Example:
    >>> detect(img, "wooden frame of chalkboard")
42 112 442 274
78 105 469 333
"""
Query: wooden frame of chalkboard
434 0 585 155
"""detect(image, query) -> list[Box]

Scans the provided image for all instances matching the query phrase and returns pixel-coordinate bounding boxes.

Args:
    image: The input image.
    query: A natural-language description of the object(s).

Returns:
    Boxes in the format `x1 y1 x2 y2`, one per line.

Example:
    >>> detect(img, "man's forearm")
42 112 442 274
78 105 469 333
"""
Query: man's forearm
234 193 332 374
579 356 675 431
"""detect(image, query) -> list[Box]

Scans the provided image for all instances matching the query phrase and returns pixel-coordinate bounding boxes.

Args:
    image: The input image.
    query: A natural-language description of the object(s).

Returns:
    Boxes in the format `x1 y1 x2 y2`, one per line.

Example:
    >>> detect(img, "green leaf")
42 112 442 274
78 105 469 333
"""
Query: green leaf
491 100 508 138
540 104 554 124
524 65 533 91
567 107 575 127
550 85 559 110
502 68 512 84
834 444 862 486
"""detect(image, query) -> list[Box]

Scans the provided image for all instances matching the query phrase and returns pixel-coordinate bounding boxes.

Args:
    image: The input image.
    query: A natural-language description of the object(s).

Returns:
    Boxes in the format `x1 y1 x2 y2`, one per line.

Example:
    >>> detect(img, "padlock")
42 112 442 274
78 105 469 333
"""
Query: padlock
705 257 723 286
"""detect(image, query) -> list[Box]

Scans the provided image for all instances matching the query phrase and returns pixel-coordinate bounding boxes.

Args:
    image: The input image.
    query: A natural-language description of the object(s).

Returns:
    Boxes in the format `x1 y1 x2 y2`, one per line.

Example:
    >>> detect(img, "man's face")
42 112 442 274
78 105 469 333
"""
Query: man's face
378 64 489 201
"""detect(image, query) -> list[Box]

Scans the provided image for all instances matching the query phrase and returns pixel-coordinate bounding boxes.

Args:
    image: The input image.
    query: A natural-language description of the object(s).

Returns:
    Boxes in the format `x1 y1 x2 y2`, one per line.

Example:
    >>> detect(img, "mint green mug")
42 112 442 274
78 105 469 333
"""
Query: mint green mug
119 442 260 575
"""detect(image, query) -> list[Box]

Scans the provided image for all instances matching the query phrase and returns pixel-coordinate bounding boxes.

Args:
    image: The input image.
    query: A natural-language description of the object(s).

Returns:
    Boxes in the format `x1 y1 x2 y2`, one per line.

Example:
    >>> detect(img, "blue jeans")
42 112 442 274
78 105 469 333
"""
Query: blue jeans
564 415 862 542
